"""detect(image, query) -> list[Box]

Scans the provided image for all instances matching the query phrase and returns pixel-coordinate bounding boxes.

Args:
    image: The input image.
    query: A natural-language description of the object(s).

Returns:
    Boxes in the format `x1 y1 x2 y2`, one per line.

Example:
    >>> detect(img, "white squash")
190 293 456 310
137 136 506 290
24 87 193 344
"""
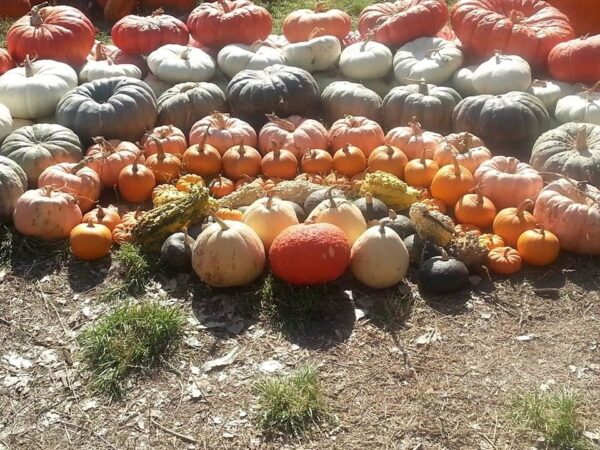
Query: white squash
472 52 532 95
350 224 409 289
527 79 581 111
148 45 216 84
242 195 299 250
0 103 12 145
143 74 174 98
283 35 341 73
192 218 266 287
451 65 478 97
555 86 600 125
79 59 142 83
0 58 77 119
217 42 285 78
339 40 393 81
393 37 463 85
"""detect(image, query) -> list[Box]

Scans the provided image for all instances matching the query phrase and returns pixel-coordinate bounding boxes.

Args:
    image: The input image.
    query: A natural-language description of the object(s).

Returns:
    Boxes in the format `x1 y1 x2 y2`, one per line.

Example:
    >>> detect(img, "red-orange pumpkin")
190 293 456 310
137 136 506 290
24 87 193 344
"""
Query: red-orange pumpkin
545 0 600 36
0 49 15 76
548 35 600 84
367 145 408 179
82 205 121 231
301 149 333 175
222 143 262 181
283 2 351 43
209 175 235 198
0 0 30 19
86 138 144 188
70 221 113 261
145 140 182 184
118 160 156 203
261 149 298 180
141 125 187 158
333 144 367 178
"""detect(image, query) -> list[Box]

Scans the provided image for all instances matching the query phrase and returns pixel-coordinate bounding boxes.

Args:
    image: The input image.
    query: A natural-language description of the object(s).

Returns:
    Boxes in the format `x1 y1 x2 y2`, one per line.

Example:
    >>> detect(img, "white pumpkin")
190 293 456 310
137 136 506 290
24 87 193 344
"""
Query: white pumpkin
526 79 582 111
217 42 285 78
555 86 600 125
306 191 367 245
0 58 77 119
192 218 266 287
143 74 174 98
451 65 478 97
350 224 409 289
148 45 216 84
472 52 532 95
339 40 393 81
0 103 12 145
393 37 463 85
242 195 299 250
79 59 142 83
283 35 341 73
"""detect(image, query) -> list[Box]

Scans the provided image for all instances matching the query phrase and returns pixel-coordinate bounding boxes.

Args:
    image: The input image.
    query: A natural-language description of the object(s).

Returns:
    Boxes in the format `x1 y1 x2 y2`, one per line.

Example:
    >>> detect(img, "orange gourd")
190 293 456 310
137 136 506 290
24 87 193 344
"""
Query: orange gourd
86 137 144 188
70 221 112 261
332 144 367 177
261 144 298 180
486 247 523 275
492 199 537 248
517 227 560 266
479 233 505 251
118 160 156 203
112 208 143 244
145 138 182 183
430 158 475 207
209 176 235 198
454 223 482 236
454 189 497 229
82 205 121 231
367 145 408 178
404 150 440 188
176 174 205 192
222 142 262 181
141 125 187 158
301 149 333 175
215 207 243 221
328 115 385 157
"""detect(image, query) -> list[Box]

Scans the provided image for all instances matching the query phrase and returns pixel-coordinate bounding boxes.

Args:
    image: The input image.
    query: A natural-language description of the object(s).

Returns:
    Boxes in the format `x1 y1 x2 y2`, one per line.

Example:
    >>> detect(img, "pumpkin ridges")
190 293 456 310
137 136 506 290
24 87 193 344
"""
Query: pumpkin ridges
492 199 537 247
144 137 182 184
70 220 112 261
486 246 523 275
517 226 561 266
430 157 475 207
118 159 156 203
332 144 367 177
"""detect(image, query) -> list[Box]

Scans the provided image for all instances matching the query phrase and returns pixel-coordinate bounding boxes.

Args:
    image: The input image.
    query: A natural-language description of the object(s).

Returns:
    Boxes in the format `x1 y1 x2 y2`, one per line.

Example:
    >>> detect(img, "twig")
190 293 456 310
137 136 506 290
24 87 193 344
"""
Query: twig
56 419 117 450
150 418 197 444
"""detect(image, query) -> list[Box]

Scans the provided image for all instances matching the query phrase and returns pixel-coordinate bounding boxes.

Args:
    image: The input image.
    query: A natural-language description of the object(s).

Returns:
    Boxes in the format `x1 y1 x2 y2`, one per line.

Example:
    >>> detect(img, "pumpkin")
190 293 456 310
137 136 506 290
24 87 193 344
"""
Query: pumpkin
545 0 600 36
0 49 15 76
303 187 345 214
379 209 416 239
547 34 600 85
141 125 187 159
474 156 544 210
533 177 600 254
79 58 142 84
306 189 367 245
69 221 112 261
13 187 82 240
0 103 12 145
0 124 83 187
143 74 174 98
242 195 299 250
56 77 157 146
37 162 101 213
382 81 461 134
418 250 470 294
385 119 443 161
214 208 242 221
517 227 560 266
492 199 537 247
353 193 389 222
192 217 265 287
187 0 273 49
0 57 78 120
358 0 449 47
176 174 205 192
7 5 95 66
86 42 148 76
452 92 550 157
112 208 143 244
301 149 333 175
454 190 497 229
160 230 194 272
145 141 182 184
486 246 522 275
350 223 409 289
329 116 385 157
269 223 351 285
258 115 328 160
450 0 575 69
420 197 447 214
332 144 367 178
451 65 478 98
321 81 382 124
393 37 463 85
261 148 298 180
96 0 137 22
283 34 342 73
86 138 143 188
82 205 121 231
283 2 351 43
209 175 235 198
148 45 216 84
227 65 320 130
526 79 581 112
430 158 475 207
190 113 256 155
0 155 27 224
183 139 222 178
339 39 393 81
454 223 481 236
471 51 532 95
555 84 600 126
217 42 285 78
479 233 504 251
441 132 491 174
404 150 439 188
111 9 189 55
222 143 262 181
118 160 156 203
530 123 600 188
403 233 423 264
367 145 408 179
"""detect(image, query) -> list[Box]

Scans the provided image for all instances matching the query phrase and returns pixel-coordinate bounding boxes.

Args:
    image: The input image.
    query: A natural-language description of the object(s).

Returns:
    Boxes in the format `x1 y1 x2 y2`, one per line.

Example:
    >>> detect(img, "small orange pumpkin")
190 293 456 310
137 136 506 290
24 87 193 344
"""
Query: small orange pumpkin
486 247 523 275
86 138 144 188
367 144 408 178
145 138 183 183
492 199 537 247
443 132 491 173
112 208 143 244
209 176 235 198
176 174 205 192
82 205 121 231
324 172 353 192
332 144 367 177
301 149 333 175
70 220 113 261
454 189 497 229
454 223 482 236
222 142 262 181
215 207 243 221
118 160 156 203
517 227 561 266
182 125 222 178
404 150 440 188
141 125 187 158
261 145 298 180
479 233 505 250
430 158 475 207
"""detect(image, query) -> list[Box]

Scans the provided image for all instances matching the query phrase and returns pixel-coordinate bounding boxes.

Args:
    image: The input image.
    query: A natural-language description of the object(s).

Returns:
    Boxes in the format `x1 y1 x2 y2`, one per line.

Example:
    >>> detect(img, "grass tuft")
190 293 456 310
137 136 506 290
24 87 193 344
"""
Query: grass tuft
99 243 151 301
255 365 328 436
79 301 184 398
371 287 414 329
509 389 592 450
0 19 14 48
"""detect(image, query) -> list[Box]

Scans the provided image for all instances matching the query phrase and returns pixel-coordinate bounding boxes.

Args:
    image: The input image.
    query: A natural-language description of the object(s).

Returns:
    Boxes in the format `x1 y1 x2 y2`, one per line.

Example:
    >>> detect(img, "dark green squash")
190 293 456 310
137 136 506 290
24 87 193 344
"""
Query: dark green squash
380 210 416 239
404 233 423 265
303 187 346 215
283 201 307 223
160 230 194 272
353 194 388 221
418 251 469 294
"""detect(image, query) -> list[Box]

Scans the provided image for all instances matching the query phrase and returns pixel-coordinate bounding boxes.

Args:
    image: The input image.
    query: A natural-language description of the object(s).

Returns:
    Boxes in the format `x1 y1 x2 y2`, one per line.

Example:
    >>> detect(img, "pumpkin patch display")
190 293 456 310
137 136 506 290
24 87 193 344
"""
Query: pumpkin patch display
190 113 256 155
301 149 333 175
37 162 101 213
258 115 328 160
517 227 560 266
261 148 298 180
332 145 367 178
217 43 285 78
70 221 113 261
548 35 600 84
148 45 216 84
367 145 408 179
322 81 383 124
283 3 351 43
555 84 600 126
430 158 475 207
242 195 299 250
283 34 342 73
82 205 121 231
0 155 27 224
222 143 262 181
492 199 537 248
418 250 470 294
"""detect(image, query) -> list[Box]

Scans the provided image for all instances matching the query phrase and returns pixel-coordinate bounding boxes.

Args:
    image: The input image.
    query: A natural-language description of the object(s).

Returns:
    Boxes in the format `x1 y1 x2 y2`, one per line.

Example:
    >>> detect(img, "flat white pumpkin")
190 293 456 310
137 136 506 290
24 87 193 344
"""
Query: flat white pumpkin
472 52 532 95
393 37 463 85
148 44 216 84
283 35 341 73
526 79 581 111
555 86 600 125
0 103 12 145
79 59 142 83
217 42 285 78
339 40 393 81
451 65 478 97
0 58 77 119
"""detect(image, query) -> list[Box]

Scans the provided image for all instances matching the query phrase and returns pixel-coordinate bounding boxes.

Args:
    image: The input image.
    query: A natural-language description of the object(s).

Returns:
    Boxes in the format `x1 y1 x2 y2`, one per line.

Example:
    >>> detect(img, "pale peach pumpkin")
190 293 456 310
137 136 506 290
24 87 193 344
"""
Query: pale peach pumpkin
328 115 385 157
37 161 101 212
258 114 328 160
189 112 257 155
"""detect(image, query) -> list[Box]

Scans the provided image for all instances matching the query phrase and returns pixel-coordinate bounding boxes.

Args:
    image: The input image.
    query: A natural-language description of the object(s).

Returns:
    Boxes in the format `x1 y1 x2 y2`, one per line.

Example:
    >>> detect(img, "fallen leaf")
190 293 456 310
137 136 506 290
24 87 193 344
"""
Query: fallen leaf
259 360 284 374
3 352 32 369
203 347 239 372
354 308 367 321
516 334 536 342
583 431 600 441
415 329 442 346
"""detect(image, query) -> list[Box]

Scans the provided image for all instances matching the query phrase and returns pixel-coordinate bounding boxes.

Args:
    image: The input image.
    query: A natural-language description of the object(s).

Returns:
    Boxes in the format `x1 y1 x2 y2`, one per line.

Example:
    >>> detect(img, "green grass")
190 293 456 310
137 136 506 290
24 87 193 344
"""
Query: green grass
99 243 151 301
255 365 329 436
509 389 592 450
79 301 184 398
371 287 414 329
0 19 13 48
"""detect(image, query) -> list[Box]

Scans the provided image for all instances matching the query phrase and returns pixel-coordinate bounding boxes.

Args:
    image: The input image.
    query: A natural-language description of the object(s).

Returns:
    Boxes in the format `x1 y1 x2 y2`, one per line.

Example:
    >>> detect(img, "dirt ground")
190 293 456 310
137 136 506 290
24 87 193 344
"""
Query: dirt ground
1 248 599 450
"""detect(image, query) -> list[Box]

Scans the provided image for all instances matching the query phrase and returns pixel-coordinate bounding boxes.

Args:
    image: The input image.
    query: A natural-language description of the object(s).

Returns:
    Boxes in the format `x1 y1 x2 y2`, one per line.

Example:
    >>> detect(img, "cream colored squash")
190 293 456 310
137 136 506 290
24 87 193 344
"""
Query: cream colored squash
148 45 216 84
192 218 266 287
79 59 142 83
0 58 78 119
0 103 12 144
451 65 478 97
527 79 582 111
339 40 393 81
283 35 341 73
555 85 600 125
217 42 285 78
350 224 409 288
472 52 532 95
242 195 299 250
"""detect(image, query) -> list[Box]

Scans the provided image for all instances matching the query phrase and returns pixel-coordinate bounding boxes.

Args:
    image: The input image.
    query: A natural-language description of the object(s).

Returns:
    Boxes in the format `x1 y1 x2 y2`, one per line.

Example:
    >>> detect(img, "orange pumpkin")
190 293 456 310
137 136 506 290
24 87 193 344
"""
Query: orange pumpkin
118 160 156 203
486 247 523 275
328 116 385 157
454 189 497 229
209 176 235 198
404 150 440 188
301 149 333 175
367 145 408 178
112 208 143 244
545 0 600 35
82 205 121 231
385 118 443 160
517 227 561 266
70 221 112 261
283 2 352 42
222 142 262 181
182 132 222 178
479 233 505 251
324 172 353 192
443 132 491 173
189 112 257 155
176 174 205 192
145 138 182 183
454 223 482 236
260 144 298 180
141 125 187 158
492 199 537 248
420 198 447 214
332 144 367 177
430 158 475 207
295 173 324 184
258 114 328 160
215 207 243 221
86 138 144 188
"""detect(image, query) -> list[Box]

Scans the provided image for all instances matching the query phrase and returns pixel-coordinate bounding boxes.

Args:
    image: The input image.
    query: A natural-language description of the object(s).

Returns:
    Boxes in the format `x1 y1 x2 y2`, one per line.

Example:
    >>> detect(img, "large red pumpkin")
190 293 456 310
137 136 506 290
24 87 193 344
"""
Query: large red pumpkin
111 9 190 55
269 223 351 285
451 0 575 69
283 3 352 43
7 5 96 66
545 0 600 36
0 0 30 19
358 0 449 47
0 49 15 76
187 0 273 49
548 35 600 84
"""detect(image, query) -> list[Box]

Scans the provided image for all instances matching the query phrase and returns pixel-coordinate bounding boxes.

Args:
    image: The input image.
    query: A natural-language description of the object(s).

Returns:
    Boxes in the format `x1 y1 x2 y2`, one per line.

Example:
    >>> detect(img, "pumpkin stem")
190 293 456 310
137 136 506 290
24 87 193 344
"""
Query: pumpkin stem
249 40 264 52
379 222 387 234
439 248 449 261
93 136 115 153
360 34 373 51
70 161 87 173
217 0 231 13
506 157 518 174
151 8 165 16
327 187 337 208
530 79 547 88
86 219 96 228
132 159 139 175
515 199 534 218
586 81 600 95
314 1 328 13
308 27 325 40
180 47 191 61
365 192 373 206
385 145 395 157
575 126 589 152
419 148 428 166
212 215 229 230
507 10 524 24
95 205 106 222
493 50 503 64
22 55 35 78
503 247 511 258
238 141 245 156
266 114 296 132
409 116 423 134
93 42 107 61
266 192 274 209
388 209 397 220
29 5 45 27
212 112 229 130
150 136 166 161
417 79 429 95
451 156 462 180
345 115 359 128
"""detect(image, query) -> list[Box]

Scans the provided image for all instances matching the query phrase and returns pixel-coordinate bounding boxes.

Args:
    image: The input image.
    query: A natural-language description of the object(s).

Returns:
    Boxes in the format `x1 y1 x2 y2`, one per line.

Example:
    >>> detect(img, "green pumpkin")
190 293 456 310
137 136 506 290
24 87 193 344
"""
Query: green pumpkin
160 231 194 272
0 155 27 223
380 210 416 239
419 251 469 294
353 195 389 222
